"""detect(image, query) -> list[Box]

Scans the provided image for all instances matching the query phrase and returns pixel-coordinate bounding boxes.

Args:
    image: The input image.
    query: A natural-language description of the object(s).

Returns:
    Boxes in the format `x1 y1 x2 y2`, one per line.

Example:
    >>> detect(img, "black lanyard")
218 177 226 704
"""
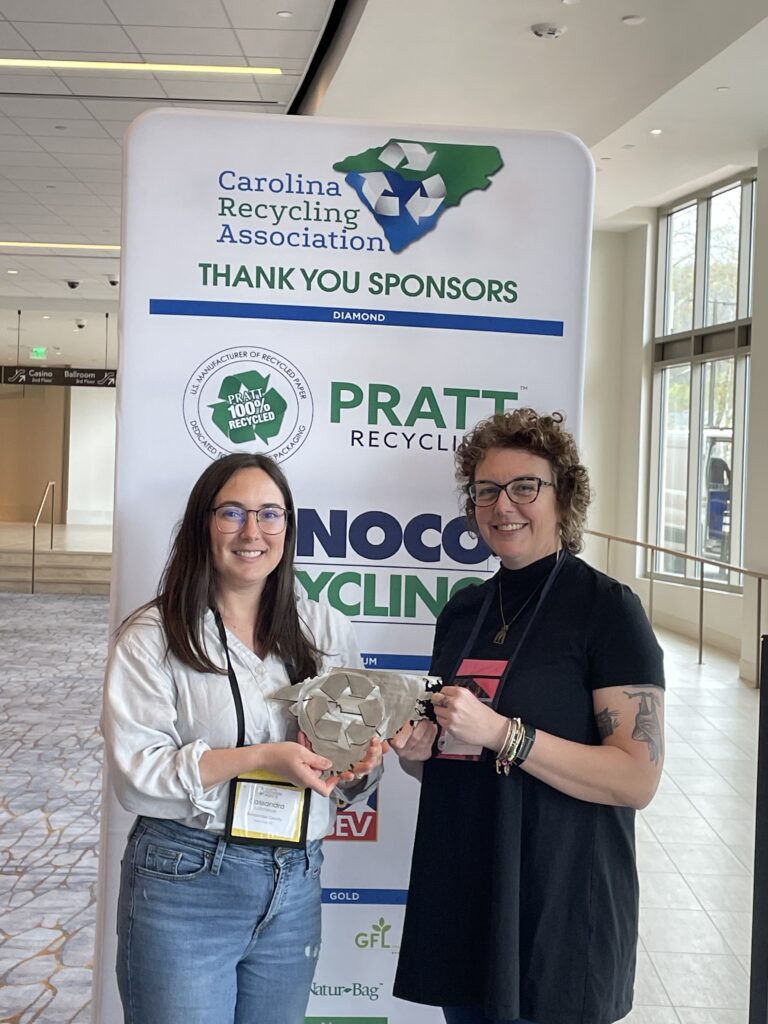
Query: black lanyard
214 609 246 748
214 610 312 849
447 549 568 710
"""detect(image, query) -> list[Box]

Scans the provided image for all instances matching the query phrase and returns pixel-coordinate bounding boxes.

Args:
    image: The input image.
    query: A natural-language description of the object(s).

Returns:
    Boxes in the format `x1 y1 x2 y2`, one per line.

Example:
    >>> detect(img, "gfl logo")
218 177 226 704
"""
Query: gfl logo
354 917 392 949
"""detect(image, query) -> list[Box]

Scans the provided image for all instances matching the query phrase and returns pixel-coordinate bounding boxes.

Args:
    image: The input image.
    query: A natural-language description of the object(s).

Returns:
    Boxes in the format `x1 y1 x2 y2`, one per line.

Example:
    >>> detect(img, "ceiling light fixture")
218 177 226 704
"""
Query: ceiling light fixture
621 143 635 150
0 58 281 76
716 85 730 92
277 9 294 16
531 22 566 39
0 241 120 251
621 15 646 26
7 269 18 274
650 128 663 136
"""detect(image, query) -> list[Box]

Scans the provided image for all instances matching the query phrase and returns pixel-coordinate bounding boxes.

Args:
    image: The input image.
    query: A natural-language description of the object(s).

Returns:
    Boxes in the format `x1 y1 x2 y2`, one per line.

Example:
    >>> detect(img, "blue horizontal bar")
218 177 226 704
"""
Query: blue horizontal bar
361 653 431 671
149 298 563 337
322 888 408 905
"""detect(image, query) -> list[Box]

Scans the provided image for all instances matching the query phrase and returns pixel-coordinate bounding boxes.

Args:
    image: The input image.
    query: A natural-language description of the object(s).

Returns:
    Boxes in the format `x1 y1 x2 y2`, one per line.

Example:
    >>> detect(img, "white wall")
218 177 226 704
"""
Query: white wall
584 221 752 666
739 146 768 678
66 388 116 525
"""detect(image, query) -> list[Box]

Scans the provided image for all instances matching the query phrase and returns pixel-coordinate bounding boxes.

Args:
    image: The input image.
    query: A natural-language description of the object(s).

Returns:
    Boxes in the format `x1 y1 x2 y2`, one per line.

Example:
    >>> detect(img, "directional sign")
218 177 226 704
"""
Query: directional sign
1 366 116 387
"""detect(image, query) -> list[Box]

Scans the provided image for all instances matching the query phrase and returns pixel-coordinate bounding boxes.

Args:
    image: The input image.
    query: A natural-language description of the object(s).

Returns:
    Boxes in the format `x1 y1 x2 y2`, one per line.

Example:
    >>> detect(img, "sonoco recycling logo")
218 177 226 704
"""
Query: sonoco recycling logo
334 138 503 253
183 346 313 463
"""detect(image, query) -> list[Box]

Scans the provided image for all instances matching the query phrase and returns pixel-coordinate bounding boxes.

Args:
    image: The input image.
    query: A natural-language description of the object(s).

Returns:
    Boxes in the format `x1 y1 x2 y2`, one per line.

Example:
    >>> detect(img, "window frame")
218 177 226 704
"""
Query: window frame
650 173 754 593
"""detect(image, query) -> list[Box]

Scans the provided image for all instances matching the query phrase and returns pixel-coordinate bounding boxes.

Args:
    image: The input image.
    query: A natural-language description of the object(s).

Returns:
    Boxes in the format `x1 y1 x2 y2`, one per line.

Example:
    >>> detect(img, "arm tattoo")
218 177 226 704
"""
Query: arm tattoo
596 707 620 740
624 689 664 764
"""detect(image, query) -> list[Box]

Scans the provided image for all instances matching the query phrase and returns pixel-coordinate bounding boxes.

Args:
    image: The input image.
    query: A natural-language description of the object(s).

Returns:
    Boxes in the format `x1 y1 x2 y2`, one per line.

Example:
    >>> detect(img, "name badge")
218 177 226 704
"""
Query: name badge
435 659 508 762
226 769 310 848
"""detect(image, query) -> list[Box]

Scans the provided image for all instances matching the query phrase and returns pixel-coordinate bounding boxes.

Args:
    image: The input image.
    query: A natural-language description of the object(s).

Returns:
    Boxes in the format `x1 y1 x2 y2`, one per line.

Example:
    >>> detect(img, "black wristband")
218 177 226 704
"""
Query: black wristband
512 722 536 766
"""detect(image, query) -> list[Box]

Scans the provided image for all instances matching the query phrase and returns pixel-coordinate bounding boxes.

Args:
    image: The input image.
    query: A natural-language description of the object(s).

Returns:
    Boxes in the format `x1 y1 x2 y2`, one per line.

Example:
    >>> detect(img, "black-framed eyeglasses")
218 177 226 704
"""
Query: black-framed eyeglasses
468 476 554 507
211 504 290 535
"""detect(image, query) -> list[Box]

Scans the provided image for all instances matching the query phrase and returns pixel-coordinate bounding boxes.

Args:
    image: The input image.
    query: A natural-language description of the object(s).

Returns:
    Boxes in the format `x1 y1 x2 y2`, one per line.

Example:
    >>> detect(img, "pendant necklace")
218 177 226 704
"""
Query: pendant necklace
493 572 548 645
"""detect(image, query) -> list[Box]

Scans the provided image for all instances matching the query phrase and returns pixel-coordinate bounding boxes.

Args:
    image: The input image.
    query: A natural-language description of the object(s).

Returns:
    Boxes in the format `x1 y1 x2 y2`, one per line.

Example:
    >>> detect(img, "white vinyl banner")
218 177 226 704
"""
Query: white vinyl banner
94 109 593 1024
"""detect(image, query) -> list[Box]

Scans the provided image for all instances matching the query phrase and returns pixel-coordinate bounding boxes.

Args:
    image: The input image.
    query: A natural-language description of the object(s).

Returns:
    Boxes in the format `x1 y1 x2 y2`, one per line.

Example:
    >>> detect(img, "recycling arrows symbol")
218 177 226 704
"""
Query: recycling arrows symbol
359 141 446 224
405 173 446 223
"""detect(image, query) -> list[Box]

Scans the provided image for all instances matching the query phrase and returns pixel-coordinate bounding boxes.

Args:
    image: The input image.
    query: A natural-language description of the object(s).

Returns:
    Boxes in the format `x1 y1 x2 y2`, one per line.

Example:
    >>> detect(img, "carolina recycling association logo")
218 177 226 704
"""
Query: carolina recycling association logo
183 346 313 463
333 138 503 253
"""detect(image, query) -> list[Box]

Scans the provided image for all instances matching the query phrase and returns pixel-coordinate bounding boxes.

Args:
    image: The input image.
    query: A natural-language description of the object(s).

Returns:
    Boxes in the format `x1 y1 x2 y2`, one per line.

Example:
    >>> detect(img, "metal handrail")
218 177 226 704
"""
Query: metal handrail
585 528 767 687
31 481 55 595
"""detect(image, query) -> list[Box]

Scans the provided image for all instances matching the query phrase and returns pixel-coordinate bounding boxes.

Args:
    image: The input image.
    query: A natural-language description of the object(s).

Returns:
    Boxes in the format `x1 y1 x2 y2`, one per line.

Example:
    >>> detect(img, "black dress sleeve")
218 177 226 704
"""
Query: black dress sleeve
587 581 665 690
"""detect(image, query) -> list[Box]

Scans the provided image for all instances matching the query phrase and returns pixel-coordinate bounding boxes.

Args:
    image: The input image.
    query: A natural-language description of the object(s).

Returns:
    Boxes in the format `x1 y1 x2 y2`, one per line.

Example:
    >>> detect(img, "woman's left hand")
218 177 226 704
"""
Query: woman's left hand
432 686 509 751
297 731 388 782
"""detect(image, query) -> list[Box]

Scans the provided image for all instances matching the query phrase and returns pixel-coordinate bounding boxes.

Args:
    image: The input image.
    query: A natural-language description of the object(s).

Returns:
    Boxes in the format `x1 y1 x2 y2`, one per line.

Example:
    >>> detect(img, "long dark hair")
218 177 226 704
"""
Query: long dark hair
153 453 322 680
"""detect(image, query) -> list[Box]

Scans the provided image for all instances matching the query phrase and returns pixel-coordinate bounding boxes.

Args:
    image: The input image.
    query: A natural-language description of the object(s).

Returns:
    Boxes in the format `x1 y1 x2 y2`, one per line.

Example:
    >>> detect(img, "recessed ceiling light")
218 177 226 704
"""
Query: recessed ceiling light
650 128 663 136
54 124 67 130
0 57 280 76
561 0 580 5
621 15 646 25
277 9 293 16
42 315 50 320
621 143 635 150
531 22 566 39
716 85 730 92
600 156 611 162
7 269 18 274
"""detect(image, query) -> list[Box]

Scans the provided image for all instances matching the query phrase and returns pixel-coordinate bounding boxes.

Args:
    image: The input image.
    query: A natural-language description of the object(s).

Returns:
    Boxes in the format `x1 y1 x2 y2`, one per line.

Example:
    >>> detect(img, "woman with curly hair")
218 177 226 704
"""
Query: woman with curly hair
392 409 664 1024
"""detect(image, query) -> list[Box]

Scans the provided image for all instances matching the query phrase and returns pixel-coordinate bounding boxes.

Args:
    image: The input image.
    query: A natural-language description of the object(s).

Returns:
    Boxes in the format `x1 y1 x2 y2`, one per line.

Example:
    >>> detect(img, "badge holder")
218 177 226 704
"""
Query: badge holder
214 609 310 848
226 769 310 848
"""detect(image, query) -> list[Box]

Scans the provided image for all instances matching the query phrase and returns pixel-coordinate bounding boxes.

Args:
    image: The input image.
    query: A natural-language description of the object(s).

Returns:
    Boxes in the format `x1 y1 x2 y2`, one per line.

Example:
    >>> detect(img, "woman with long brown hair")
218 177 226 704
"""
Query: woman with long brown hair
103 452 382 1024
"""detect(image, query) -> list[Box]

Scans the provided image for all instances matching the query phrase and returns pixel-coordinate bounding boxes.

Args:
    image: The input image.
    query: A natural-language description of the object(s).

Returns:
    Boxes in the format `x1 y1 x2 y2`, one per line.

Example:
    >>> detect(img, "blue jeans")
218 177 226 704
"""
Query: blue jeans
444 1010 536 1024
116 817 323 1024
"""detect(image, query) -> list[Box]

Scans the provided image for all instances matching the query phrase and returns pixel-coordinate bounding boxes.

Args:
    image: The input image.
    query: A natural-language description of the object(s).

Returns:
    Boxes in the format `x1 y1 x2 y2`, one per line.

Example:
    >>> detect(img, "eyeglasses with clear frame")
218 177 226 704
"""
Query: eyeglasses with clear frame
211 504 290 535
468 476 554 507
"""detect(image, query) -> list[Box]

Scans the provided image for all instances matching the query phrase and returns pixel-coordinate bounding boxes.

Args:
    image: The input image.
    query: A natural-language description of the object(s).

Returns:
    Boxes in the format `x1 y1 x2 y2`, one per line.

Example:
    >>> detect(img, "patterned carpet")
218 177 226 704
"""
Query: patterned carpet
0 593 108 1024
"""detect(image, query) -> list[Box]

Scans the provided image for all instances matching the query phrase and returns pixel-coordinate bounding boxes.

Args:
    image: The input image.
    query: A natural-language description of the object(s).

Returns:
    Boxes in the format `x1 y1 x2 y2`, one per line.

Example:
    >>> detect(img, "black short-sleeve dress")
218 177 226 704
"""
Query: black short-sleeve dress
393 551 664 1024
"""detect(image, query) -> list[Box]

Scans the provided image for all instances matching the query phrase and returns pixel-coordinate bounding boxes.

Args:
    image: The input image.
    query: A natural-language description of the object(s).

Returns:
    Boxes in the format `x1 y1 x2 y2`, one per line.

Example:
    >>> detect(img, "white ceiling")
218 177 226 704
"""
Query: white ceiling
2 0 767 365
0 0 334 366
317 0 768 225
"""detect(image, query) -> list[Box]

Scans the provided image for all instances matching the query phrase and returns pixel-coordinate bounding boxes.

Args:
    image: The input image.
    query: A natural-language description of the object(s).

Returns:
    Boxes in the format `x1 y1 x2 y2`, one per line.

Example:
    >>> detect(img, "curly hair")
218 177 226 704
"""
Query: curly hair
455 408 591 553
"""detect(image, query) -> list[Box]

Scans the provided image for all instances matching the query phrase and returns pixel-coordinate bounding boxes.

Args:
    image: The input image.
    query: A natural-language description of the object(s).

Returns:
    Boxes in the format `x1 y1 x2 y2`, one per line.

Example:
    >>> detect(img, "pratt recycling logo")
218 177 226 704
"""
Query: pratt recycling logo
183 346 313 463
333 139 503 253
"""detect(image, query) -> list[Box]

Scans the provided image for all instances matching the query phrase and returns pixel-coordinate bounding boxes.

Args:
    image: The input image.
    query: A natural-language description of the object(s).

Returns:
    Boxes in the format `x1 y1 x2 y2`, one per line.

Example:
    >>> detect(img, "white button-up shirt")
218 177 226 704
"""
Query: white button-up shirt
102 595 375 838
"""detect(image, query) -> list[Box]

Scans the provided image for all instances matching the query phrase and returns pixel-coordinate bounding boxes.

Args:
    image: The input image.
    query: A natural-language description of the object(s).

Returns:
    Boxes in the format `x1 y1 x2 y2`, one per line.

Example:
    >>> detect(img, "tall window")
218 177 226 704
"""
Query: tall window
665 204 696 334
657 365 690 575
705 186 740 327
652 176 753 588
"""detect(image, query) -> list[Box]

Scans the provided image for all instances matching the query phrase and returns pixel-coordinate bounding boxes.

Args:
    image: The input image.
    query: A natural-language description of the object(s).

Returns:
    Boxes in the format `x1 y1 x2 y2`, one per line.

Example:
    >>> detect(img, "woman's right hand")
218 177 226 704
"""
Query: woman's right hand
257 741 342 797
389 720 437 762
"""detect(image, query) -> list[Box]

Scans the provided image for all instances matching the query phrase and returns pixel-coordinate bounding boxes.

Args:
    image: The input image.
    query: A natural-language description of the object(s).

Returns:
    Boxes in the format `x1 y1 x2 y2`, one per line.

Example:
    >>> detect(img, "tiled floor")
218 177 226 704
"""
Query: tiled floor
0 592 759 1023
